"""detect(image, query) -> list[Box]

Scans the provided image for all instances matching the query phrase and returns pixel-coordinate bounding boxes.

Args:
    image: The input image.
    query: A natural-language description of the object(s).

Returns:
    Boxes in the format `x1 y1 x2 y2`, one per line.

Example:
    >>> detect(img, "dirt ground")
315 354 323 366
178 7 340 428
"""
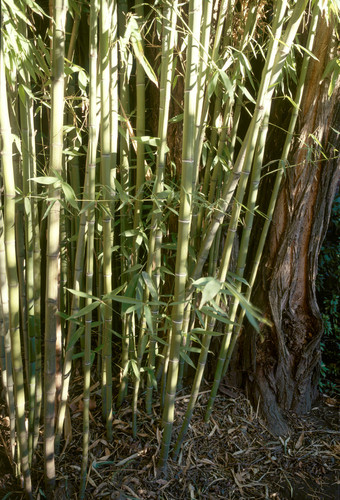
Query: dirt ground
0 384 339 499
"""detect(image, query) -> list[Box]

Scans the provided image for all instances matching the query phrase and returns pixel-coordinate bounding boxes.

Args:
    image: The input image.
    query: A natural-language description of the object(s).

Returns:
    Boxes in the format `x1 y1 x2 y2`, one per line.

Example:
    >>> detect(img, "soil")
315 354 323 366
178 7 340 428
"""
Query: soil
0 385 339 499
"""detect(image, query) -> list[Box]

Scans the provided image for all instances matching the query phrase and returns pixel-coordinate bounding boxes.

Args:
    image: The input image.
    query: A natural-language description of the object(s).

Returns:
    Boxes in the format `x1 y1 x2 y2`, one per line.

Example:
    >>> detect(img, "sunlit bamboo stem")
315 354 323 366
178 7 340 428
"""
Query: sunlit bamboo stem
139 0 178 416
159 0 201 469
117 0 132 407
44 0 66 490
0 35 33 499
100 0 114 441
0 199 16 465
79 0 98 496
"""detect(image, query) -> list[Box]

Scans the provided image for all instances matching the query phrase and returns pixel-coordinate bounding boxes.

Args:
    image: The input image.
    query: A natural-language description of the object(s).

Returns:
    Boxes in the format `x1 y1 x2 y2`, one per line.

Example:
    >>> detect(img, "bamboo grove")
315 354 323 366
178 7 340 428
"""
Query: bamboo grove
0 0 338 497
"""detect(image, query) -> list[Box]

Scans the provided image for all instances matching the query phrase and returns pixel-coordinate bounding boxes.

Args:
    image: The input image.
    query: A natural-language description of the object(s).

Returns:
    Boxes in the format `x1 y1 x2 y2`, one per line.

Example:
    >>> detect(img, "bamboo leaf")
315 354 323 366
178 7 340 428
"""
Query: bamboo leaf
238 84 256 104
134 135 165 148
125 303 143 314
24 197 31 216
78 69 88 94
61 181 79 209
68 301 100 321
145 368 157 389
179 350 196 370
168 113 183 123
130 359 140 380
130 31 158 87
30 176 60 185
245 310 259 332
109 295 142 304
142 271 158 301
102 283 126 300
152 335 168 346
218 69 234 99
144 304 153 334
122 263 143 274
66 288 101 301
191 328 224 337
199 278 222 308
207 71 219 99
66 326 84 351
200 306 234 325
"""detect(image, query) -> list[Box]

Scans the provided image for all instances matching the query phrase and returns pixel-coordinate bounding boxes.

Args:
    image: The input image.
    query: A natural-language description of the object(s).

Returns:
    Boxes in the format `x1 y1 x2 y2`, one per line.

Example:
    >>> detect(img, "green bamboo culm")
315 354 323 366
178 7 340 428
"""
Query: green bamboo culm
145 0 178 414
29 74 42 454
79 0 98 496
0 200 16 466
101 0 118 432
131 0 145 438
43 0 66 491
132 0 145 262
100 0 114 441
134 0 178 422
117 0 132 408
17 13 37 463
0 30 33 499
158 0 201 469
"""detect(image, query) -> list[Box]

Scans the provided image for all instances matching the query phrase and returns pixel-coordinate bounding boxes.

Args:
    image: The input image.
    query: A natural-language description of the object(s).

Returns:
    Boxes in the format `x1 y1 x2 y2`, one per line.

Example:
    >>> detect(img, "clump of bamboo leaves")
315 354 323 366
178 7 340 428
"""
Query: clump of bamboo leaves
0 0 337 497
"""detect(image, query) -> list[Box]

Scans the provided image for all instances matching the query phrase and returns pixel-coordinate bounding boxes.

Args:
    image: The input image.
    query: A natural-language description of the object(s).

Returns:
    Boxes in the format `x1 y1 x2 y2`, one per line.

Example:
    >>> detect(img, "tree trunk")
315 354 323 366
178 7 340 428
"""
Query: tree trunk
240 16 340 435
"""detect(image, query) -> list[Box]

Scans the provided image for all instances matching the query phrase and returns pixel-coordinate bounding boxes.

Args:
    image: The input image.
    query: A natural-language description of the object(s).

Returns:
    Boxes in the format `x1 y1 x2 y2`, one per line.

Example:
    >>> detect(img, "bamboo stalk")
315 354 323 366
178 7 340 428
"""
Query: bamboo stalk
79 0 98 495
100 0 118 424
130 0 178 419
158 0 201 469
131 0 145 438
0 34 33 499
17 14 37 462
44 0 66 490
30 86 42 454
0 199 16 466
117 0 132 407
100 0 114 441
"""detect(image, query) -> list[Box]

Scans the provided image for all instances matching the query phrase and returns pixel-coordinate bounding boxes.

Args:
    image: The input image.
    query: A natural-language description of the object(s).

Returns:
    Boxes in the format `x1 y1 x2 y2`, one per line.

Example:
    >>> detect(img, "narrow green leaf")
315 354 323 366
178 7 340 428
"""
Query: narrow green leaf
238 84 256 104
144 305 154 334
191 328 224 337
110 295 142 305
168 113 184 123
66 288 101 301
218 69 234 99
68 301 100 321
66 326 84 351
179 350 196 370
30 176 60 185
61 181 79 209
130 359 140 380
131 36 158 88
142 272 158 301
200 278 222 308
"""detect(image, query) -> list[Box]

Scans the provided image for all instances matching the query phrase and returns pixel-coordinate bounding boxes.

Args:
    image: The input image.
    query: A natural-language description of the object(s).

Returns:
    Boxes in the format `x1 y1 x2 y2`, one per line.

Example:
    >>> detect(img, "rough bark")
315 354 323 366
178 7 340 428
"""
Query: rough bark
242 16 340 435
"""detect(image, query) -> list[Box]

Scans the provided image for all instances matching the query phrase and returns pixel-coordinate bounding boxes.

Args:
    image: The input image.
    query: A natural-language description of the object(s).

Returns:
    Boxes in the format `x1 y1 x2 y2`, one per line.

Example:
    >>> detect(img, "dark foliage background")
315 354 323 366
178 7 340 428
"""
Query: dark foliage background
317 192 340 396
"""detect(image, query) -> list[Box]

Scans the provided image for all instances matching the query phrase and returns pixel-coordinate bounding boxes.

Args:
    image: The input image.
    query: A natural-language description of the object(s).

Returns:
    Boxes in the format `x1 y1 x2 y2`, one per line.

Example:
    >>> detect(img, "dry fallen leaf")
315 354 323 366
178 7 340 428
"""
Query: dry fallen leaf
295 430 305 450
